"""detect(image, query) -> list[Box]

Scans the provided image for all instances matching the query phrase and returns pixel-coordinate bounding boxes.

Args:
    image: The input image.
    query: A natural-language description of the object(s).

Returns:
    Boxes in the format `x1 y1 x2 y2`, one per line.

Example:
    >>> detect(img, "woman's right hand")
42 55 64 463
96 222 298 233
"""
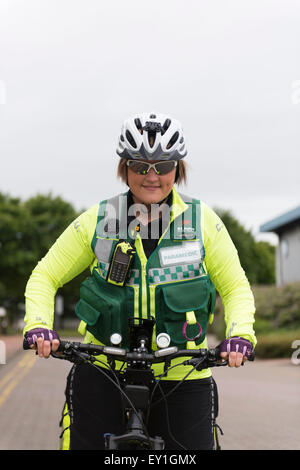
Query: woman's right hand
24 328 60 358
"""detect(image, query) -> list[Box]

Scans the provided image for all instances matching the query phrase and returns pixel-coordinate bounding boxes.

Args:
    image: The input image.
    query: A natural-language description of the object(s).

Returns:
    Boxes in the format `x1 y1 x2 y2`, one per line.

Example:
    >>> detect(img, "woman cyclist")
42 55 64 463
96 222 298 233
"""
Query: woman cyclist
23 112 256 450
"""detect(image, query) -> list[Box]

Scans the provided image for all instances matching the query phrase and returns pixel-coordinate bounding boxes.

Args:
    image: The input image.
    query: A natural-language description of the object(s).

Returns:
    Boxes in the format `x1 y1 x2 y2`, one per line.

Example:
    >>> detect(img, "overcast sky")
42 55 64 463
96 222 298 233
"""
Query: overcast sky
0 0 299 245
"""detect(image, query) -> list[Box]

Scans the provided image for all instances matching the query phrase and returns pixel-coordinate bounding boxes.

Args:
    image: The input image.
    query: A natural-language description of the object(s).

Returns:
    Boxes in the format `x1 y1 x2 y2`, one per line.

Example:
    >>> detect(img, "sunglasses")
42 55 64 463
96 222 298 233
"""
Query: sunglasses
127 160 177 175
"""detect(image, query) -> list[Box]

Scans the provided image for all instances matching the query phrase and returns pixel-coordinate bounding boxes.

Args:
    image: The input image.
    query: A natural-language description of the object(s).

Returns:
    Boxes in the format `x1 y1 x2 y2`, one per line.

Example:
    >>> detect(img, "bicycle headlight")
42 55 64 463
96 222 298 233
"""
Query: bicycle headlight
156 333 171 349
110 333 122 346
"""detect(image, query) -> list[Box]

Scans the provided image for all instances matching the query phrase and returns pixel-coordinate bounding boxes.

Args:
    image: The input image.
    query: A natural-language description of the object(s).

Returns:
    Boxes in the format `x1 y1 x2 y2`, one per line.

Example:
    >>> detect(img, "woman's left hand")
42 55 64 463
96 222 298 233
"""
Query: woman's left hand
219 337 253 368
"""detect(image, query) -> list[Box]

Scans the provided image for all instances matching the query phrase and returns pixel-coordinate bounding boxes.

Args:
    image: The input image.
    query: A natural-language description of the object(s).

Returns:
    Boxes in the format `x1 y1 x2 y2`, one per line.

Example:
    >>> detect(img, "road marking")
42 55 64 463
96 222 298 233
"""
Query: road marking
0 353 37 408
0 354 30 390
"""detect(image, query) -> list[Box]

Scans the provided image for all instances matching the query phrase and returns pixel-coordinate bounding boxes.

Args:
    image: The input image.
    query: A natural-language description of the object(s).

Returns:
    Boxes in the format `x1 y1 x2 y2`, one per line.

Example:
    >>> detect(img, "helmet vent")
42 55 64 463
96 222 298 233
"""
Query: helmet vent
161 119 171 136
167 131 179 149
148 131 156 148
134 118 143 135
126 130 137 148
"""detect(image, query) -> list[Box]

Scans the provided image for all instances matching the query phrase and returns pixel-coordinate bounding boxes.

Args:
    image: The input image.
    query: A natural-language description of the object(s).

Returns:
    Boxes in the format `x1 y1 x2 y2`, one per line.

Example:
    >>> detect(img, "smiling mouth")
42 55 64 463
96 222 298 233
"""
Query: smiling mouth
142 185 161 190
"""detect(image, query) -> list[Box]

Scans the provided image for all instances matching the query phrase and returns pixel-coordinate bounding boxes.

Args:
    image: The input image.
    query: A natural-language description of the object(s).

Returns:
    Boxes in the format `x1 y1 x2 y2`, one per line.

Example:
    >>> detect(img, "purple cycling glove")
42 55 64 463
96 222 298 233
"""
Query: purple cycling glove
219 337 253 359
24 328 60 347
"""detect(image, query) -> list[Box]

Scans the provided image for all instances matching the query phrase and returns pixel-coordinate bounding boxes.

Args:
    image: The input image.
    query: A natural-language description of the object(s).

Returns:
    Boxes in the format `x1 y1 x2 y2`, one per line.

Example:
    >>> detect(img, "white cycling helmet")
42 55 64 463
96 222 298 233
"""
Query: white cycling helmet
116 112 187 161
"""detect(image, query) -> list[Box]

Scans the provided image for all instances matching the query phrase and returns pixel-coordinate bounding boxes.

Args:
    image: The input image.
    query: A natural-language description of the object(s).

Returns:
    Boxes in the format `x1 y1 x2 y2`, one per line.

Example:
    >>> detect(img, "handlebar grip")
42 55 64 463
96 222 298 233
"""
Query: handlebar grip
215 345 255 362
55 340 104 354
23 337 65 352
57 340 68 352
23 338 31 350
248 351 255 361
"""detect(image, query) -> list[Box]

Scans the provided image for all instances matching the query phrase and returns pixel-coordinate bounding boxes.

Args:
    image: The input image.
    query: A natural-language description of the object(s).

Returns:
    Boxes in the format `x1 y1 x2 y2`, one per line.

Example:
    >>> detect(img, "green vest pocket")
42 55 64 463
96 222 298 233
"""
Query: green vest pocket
158 276 213 348
162 276 210 312
75 271 134 347
75 299 101 326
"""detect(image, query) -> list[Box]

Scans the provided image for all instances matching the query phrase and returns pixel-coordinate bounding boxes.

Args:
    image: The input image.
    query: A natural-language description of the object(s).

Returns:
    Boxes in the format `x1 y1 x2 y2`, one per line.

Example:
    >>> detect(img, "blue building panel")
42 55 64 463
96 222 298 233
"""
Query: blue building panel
260 206 300 233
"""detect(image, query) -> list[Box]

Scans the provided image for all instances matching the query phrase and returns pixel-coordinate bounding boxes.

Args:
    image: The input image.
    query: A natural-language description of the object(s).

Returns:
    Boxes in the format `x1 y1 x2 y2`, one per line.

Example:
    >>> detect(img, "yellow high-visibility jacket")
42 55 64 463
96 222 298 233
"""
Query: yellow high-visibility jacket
24 188 256 380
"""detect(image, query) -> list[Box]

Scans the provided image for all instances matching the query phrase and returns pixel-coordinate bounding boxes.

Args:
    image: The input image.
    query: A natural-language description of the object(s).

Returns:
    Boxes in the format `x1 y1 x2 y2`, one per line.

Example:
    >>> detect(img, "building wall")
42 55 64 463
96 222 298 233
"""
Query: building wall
276 223 300 285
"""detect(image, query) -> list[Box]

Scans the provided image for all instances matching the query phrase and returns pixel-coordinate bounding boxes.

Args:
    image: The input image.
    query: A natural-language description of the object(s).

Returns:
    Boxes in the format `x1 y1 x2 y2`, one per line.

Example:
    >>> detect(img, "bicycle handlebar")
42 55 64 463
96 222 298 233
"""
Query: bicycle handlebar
47 339 254 370
23 336 255 370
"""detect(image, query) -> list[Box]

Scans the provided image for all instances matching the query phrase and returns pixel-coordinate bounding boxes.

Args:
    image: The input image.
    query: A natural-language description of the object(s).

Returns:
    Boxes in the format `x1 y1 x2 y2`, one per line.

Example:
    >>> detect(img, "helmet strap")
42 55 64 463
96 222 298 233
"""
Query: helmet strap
175 165 179 183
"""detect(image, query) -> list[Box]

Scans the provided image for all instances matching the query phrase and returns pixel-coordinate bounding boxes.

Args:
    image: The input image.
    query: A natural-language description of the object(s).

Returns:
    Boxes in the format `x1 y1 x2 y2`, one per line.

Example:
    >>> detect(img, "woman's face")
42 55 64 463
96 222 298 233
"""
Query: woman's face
127 160 176 206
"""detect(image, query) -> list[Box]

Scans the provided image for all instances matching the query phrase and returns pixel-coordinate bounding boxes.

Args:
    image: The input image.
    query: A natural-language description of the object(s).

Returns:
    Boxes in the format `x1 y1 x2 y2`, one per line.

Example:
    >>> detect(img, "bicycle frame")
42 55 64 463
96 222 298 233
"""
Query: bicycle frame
106 319 165 449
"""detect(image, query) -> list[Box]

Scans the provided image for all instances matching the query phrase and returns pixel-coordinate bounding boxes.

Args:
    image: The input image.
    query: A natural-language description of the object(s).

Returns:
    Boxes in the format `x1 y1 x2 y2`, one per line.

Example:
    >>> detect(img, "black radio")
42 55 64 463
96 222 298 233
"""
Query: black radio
107 241 136 287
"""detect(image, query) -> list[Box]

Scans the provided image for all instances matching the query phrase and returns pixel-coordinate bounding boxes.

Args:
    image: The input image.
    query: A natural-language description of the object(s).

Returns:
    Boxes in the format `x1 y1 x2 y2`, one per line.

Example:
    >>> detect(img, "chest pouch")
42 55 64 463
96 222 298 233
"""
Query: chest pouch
107 241 136 287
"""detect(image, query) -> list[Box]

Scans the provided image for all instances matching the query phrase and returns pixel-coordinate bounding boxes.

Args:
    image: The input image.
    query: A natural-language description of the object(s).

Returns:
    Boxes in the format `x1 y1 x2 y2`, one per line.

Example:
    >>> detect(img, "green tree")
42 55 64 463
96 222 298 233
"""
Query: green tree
23 193 79 260
23 194 89 321
253 241 276 285
0 192 88 322
214 208 275 285
0 193 31 303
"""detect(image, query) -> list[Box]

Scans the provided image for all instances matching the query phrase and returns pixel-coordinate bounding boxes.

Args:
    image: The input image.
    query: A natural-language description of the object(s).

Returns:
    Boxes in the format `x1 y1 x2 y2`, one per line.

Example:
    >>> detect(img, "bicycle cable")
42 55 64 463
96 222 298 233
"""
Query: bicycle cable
150 357 206 408
146 360 187 423
89 357 127 428
145 358 205 450
156 381 187 451
89 351 197 449
66 351 128 432
87 358 154 448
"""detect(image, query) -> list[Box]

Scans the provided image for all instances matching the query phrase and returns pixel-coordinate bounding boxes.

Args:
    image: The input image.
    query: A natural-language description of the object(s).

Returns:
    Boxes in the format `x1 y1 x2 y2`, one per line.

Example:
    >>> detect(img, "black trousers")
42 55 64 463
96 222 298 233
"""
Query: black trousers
62 363 219 450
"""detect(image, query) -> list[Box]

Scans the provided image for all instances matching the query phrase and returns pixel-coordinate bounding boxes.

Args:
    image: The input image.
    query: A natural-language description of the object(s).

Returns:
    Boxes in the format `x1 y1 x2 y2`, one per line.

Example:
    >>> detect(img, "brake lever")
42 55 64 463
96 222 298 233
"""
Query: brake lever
51 349 95 365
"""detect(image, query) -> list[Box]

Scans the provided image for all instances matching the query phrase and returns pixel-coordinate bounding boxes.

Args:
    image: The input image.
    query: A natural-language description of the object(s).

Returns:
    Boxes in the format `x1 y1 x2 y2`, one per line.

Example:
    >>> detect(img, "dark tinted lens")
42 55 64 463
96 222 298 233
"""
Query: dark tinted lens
128 161 149 175
155 161 176 175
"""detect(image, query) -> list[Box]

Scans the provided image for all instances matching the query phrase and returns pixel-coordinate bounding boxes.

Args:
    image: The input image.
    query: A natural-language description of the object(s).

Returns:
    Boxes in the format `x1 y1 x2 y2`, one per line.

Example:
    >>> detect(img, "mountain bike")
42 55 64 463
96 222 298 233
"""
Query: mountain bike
41 319 254 450
25 318 254 450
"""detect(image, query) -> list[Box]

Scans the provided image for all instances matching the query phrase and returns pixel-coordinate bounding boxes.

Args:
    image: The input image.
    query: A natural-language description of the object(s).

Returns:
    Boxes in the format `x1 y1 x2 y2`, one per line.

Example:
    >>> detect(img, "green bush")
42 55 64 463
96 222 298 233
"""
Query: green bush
208 282 300 358
255 329 300 359
253 282 300 332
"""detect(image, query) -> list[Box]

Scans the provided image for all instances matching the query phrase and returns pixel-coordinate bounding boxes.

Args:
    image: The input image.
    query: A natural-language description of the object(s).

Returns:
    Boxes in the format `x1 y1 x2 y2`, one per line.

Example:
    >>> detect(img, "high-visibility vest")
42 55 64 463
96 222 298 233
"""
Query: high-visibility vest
75 191 216 350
